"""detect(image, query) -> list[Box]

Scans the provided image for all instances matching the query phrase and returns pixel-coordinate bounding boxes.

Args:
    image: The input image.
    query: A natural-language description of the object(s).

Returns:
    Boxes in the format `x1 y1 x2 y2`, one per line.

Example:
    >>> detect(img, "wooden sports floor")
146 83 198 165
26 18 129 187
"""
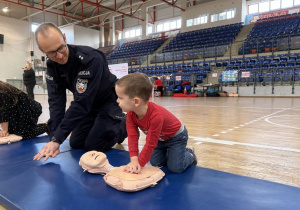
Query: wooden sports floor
33 94 300 188
1 95 300 210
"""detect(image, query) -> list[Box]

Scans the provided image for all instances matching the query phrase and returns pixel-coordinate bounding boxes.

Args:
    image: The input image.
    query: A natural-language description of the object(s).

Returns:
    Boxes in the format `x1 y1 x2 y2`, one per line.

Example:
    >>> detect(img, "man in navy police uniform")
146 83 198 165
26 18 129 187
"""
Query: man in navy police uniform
33 23 127 161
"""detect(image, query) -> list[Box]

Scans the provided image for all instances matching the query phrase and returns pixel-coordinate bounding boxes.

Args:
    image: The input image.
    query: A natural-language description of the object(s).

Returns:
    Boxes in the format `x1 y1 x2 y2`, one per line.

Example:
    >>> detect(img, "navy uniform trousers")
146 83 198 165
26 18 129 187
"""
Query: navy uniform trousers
69 109 127 152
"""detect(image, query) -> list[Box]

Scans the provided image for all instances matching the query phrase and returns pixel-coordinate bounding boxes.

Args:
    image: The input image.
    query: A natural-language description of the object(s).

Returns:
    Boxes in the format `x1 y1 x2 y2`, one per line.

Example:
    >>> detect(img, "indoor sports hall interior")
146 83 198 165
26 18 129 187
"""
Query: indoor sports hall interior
1 0 300 209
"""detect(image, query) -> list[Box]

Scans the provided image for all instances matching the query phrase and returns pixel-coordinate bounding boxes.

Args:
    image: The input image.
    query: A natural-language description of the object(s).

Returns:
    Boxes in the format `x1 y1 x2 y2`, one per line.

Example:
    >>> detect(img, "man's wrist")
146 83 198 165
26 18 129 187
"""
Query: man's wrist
51 136 62 145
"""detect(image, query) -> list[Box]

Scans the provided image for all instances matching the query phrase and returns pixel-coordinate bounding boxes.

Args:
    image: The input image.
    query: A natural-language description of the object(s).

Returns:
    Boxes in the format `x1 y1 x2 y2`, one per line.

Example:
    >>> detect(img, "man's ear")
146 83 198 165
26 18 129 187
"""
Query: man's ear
63 33 67 44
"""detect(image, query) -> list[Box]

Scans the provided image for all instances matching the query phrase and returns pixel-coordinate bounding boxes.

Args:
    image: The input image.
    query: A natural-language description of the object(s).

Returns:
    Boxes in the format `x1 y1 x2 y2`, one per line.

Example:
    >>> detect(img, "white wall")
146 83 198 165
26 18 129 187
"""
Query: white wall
74 25 100 49
124 12 141 28
0 15 31 81
241 0 248 24
61 25 75 45
0 15 101 81
180 0 244 32
155 4 181 21
119 0 245 40
0 2 60 24
121 3 181 31
31 12 59 25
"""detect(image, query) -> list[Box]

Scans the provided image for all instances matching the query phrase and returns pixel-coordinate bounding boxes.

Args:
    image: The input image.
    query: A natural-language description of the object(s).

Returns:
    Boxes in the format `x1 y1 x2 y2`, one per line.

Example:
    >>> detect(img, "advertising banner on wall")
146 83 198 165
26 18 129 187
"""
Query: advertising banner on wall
212 73 218 77
175 76 182 81
246 7 300 24
241 72 250 78
108 63 128 79
222 70 238 82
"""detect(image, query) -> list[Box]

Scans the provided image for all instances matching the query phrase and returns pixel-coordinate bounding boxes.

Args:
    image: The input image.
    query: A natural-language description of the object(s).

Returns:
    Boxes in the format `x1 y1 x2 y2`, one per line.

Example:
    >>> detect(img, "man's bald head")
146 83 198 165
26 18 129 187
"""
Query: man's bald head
35 23 69 64
35 23 64 47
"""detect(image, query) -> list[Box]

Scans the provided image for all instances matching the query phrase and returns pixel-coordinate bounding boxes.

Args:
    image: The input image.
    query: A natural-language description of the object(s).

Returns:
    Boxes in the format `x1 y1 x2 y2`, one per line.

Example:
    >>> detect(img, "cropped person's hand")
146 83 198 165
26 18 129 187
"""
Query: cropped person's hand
0 130 9 137
123 157 141 174
33 141 60 161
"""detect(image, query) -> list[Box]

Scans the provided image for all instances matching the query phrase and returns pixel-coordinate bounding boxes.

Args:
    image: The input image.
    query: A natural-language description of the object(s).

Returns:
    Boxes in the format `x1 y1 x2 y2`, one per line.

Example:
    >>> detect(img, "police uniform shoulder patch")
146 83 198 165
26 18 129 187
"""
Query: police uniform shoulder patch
76 78 88 93
46 74 53 81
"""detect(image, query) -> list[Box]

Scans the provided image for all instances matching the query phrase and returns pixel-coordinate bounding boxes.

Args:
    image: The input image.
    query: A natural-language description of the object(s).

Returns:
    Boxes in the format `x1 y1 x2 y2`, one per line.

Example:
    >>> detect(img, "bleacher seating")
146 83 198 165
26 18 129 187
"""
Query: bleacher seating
107 36 167 65
239 14 300 55
163 23 242 52
128 61 211 85
98 45 115 56
105 14 300 91
150 23 243 63
218 52 300 86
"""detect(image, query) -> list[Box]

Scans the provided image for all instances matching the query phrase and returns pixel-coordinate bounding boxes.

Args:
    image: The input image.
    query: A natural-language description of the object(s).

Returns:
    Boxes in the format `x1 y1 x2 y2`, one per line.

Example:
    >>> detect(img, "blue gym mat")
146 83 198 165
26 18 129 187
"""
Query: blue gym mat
0 137 300 210
0 135 72 167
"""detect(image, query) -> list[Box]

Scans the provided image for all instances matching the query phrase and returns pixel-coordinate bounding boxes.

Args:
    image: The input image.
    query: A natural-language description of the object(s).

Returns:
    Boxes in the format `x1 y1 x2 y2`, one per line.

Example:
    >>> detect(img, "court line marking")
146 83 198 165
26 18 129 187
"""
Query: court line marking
189 136 300 153
164 105 292 110
265 115 300 130
212 108 289 137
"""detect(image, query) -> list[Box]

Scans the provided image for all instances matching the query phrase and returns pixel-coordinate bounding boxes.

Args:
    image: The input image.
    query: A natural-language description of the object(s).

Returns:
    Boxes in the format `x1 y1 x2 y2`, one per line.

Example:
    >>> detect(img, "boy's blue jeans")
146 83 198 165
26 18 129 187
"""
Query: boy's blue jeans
150 126 194 173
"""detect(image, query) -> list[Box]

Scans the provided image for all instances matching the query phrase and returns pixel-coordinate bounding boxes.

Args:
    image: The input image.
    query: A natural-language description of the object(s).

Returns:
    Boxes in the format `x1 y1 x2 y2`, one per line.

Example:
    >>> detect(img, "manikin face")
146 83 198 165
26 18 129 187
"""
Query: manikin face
37 28 69 65
81 151 107 168
115 85 136 112
79 151 114 174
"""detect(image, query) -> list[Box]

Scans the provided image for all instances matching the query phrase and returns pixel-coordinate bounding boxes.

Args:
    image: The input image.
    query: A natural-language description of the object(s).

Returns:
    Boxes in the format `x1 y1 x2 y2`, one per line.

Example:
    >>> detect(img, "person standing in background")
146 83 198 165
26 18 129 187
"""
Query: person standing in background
154 77 164 96
23 62 36 99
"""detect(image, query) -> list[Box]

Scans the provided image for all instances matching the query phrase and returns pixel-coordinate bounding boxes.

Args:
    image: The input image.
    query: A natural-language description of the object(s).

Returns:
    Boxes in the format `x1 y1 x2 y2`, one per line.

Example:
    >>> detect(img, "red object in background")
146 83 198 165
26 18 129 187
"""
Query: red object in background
180 81 190 86
249 7 300 24
173 93 197 97
184 87 187 94
154 78 163 87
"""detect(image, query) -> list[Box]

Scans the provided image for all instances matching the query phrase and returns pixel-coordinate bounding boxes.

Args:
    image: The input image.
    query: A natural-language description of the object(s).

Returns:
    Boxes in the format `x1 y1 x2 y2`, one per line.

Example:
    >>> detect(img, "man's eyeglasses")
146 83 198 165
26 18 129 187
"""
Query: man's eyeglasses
46 44 67 57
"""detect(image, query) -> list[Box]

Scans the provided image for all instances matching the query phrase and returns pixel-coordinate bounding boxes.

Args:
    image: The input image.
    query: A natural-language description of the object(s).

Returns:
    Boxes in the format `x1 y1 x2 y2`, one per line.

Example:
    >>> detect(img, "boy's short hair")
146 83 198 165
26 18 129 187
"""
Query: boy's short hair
116 73 153 102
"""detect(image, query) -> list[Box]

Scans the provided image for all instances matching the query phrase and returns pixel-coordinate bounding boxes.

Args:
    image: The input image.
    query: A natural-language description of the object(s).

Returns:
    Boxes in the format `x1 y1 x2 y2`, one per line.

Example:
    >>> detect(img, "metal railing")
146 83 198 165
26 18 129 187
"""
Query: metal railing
107 33 300 65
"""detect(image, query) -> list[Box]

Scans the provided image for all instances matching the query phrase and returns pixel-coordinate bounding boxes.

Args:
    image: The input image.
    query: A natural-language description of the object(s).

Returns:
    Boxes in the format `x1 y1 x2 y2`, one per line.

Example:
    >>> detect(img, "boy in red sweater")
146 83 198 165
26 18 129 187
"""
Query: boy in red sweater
115 73 197 174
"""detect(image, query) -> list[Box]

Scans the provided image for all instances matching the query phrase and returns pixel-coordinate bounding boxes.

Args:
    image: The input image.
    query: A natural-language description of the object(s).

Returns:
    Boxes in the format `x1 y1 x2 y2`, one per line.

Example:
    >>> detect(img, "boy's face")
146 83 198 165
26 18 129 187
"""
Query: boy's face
115 85 135 112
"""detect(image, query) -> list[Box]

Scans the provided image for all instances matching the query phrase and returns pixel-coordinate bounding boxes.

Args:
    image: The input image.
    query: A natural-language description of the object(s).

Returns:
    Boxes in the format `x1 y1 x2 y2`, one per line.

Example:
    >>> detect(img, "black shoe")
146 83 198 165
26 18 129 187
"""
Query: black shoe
186 146 198 166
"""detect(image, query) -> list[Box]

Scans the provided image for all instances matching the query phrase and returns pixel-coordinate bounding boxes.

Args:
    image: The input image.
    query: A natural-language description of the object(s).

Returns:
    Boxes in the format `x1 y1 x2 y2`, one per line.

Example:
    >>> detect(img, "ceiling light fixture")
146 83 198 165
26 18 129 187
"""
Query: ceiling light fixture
2 7 8 13
65 1 71 7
